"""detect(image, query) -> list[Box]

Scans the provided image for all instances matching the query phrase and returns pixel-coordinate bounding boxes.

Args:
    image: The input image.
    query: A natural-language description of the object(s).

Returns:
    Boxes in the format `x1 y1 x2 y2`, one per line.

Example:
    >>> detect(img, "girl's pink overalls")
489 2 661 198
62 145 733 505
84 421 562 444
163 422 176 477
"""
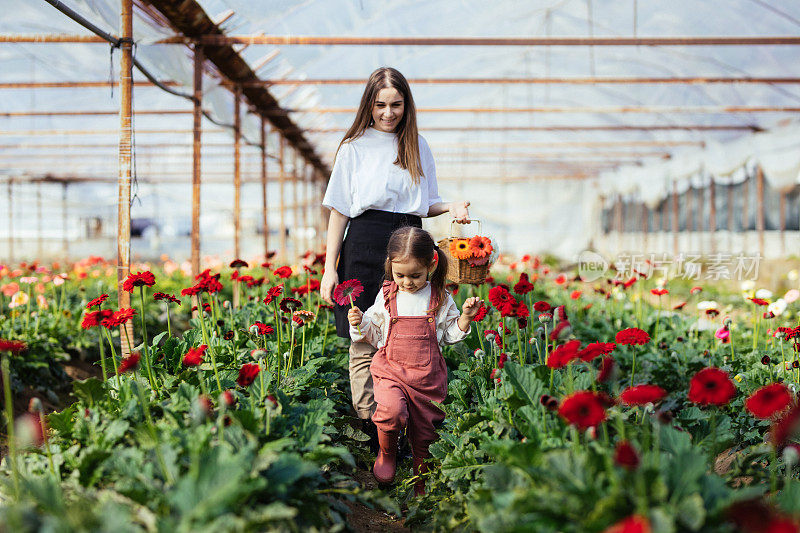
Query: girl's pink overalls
370 281 447 492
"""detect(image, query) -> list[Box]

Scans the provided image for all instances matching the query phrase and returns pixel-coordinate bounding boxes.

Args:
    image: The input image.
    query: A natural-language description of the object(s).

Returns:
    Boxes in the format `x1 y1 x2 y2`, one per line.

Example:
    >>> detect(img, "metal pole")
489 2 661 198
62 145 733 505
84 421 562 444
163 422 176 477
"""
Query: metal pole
243 76 800 86
780 190 787 255
7 179 13 263
260 116 269 259
757 165 765 257
301 161 309 254
117 0 133 356
292 150 299 257
672 181 678 258
709 180 716 254
279 136 287 259
37 182 42 258
233 85 241 261
191 45 203 285
286 105 800 115
62 182 69 261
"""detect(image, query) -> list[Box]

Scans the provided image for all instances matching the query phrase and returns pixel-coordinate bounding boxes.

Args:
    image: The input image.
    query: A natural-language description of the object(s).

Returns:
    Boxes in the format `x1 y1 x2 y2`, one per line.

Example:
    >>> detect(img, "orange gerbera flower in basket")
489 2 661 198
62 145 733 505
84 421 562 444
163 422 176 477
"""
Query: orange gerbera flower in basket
469 236 493 258
450 238 472 260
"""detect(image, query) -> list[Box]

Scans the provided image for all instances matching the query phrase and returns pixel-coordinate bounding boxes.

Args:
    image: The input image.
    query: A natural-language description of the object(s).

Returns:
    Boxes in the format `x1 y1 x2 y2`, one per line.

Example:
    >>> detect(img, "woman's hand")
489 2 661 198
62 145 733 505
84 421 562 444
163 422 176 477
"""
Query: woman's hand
320 269 339 305
449 201 471 224
348 306 363 326
461 297 483 319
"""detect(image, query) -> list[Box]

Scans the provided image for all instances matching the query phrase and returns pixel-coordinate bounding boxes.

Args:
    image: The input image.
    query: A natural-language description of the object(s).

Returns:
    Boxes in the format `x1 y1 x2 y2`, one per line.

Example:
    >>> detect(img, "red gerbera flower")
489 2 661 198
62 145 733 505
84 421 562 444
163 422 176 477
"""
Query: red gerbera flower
650 288 668 296
533 300 551 312
279 297 302 314
749 297 770 306
0 339 27 354
251 321 275 335
513 273 534 295
122 271 156 293
229 259 248 268
613 440 640 470
291 278 320 296
273 266 292 279
746 383 793 420
183 345 207 366
672 301 687 310
81 309 113 329
488 286 514 309
263 284 284 305
100 308 137 328
546 339 581 369
771 403 800 447
181 284 203 297
597 356 616 383
332 279 364 307
498 353 508 369
472 303 488 322
554 274 567 285
236 363 261 388
153 292 180 304
615 328 651 346
558 390 608 429
86 294 109 309
619 384 667 406
688 367 736 406
578 342 616 362
603 514 651 533
118 352 141 374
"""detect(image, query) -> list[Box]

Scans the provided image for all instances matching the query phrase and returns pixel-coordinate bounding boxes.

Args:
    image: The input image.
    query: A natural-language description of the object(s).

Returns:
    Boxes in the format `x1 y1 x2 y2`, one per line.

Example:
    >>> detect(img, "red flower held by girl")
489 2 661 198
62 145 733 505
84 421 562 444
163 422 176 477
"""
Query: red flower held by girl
333 279 364 306
688 367 736 406
471 303 488 322
746 383 793 419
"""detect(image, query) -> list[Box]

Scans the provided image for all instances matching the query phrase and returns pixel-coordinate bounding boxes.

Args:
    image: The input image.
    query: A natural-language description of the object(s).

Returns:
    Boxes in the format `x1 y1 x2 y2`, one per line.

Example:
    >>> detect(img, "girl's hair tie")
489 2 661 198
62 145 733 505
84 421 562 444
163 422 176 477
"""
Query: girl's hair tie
432 249 438 264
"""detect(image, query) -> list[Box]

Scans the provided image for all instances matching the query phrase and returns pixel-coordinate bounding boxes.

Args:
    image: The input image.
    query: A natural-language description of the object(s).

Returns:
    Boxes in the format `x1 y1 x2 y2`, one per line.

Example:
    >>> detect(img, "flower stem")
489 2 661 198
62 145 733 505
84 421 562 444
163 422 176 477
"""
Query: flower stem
2 355 20 498
138 286 156 393
98 333 108 381
102 327 119 376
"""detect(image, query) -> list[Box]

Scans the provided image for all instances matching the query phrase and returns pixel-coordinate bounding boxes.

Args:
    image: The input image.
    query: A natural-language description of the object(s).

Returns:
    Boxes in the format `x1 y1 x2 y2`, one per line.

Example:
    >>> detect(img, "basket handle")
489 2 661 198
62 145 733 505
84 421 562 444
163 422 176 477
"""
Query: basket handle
449 218 482 239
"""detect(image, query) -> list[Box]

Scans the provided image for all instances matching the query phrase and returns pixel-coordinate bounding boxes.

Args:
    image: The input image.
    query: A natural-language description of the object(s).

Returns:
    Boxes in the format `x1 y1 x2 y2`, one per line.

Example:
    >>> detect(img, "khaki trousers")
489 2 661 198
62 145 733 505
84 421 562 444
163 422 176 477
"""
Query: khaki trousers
349 340 378 419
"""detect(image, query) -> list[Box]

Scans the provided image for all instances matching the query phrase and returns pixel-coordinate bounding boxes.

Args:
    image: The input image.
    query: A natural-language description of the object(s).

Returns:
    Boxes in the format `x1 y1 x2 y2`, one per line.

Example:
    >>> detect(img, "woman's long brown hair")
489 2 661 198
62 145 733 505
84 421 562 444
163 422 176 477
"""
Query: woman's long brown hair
336 67 424 185
384 226 448 313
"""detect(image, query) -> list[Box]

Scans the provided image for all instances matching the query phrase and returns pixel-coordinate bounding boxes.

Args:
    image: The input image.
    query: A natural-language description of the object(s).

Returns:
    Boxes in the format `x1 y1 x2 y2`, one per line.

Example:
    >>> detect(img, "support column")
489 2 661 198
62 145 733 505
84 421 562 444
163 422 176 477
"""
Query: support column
671 181 678 257
292 150 300 257
301 161 309 254
117 0 134 356
709 179 716 254
37 182 42 258
260 116 269 259
279 136 287 259
757 165 765 257
780 190 787 255
62 183 69 262
191 45 203 286
233 85 241 262
7 179 13 264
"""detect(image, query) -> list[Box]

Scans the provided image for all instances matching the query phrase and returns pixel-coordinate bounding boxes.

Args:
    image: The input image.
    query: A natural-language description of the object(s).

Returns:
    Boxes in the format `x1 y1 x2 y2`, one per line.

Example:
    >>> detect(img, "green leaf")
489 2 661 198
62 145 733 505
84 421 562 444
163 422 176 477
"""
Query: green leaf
151 331 168 347
47 406 75 436
676 493 706 531
776 479 800 513
72 377 106 406
501 362 543 407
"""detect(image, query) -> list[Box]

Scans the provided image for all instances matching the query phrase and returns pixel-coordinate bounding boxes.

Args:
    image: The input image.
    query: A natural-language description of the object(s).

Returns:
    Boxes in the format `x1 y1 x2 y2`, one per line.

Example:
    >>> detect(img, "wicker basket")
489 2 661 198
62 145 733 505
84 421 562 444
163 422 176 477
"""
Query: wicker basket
436 220 490 285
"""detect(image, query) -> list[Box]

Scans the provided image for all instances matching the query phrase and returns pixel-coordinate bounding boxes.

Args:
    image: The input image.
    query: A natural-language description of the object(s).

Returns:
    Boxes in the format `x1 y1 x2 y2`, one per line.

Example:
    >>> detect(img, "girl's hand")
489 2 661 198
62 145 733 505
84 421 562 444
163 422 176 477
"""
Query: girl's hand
320 269 339 305
348 306 363 326
461 297 483 318
449 201 471 224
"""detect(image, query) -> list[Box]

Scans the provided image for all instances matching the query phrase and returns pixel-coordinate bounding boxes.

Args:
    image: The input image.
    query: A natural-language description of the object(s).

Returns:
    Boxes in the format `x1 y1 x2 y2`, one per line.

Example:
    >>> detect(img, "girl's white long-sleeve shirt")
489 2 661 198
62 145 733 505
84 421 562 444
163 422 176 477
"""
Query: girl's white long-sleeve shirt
322 127 443 218
350 282 469 349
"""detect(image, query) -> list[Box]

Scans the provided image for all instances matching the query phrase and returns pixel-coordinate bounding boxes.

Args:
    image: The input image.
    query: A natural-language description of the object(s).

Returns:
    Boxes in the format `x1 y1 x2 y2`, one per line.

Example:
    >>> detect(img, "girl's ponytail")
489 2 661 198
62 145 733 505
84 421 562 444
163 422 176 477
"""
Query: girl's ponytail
429 245 449 314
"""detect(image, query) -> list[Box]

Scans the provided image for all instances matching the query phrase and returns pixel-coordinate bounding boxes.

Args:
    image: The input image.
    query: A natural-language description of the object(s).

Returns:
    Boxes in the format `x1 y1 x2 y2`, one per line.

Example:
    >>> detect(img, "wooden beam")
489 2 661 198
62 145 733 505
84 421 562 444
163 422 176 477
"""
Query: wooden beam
191 45 203 284
0 81 179 89
118 0 134 357
290 105 800 114
306 124 759 133
243 76 800 86
162 35 800 47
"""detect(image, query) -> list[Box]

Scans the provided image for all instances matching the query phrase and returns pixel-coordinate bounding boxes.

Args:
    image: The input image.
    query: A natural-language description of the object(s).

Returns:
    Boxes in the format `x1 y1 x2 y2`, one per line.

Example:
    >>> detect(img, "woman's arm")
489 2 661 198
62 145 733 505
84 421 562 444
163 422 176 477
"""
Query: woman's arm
428 201 471 223
320 208 350 304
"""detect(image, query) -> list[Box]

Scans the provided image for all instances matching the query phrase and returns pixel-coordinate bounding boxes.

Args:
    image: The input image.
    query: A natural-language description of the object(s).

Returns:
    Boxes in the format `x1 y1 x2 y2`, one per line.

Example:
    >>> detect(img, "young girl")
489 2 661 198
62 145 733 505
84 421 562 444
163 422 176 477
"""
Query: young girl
347 226 482 495
320 67 471 442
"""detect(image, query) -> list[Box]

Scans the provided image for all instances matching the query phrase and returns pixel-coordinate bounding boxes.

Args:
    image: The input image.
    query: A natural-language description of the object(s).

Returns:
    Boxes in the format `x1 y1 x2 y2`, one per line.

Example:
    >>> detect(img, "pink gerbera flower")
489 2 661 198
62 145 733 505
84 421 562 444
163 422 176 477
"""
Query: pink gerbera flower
333 279 364 307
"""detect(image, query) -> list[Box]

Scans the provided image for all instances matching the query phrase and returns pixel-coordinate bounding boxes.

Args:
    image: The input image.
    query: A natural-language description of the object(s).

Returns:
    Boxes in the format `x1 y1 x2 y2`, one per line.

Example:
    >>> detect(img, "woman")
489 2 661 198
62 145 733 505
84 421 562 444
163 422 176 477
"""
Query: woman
320 66 470 434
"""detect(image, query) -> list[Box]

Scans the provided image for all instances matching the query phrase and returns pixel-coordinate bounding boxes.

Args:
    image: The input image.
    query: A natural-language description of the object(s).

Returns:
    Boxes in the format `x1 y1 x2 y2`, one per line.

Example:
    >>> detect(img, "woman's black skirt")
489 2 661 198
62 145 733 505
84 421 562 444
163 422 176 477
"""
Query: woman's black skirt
334 209 423 338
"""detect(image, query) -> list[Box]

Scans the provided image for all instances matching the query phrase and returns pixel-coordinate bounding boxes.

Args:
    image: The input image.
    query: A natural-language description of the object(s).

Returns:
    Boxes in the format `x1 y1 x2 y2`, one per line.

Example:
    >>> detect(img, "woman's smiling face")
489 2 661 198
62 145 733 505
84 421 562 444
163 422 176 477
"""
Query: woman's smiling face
371 87 404 133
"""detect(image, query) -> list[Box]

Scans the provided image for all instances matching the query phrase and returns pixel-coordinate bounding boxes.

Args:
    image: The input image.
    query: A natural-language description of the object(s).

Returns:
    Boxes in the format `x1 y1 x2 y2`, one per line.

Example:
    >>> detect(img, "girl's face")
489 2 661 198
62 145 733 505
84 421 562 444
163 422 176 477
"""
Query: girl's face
391 257 431 294
371 87 404 133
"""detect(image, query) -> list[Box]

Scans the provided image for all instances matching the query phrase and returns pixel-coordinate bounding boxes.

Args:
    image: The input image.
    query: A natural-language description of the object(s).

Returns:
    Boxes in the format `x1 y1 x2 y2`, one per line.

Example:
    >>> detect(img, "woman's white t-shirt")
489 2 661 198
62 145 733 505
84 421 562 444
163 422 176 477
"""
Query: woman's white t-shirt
322 127 443 218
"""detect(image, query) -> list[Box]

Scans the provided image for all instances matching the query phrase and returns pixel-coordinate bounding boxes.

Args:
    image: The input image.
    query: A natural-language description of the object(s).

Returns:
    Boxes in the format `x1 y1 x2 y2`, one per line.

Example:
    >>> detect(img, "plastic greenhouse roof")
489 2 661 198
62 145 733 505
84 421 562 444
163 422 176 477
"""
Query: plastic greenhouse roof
1 0 799 258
